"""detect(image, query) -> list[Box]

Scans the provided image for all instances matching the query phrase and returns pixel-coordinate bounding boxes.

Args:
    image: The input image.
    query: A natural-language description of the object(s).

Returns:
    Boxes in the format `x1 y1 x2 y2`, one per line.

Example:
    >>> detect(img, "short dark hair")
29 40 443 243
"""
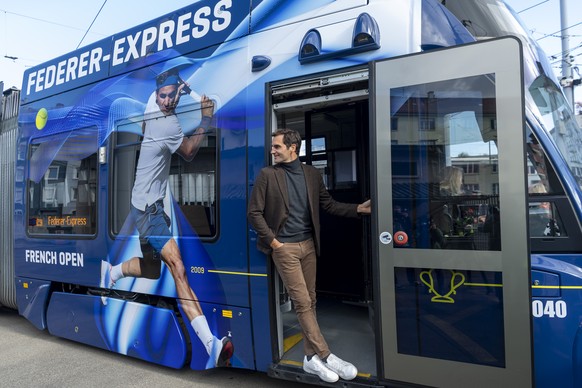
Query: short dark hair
272 128 302 154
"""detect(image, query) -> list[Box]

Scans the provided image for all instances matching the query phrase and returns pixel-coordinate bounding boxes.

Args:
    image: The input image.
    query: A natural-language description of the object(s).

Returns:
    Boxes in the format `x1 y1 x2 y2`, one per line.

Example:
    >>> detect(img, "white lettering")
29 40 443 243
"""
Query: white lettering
26 72 36 95
44 65 56 89
124 31 142 62
56 60 66 85
176 12 192 45
89 47 102 74
158 20 176 51
112 38 125 66
556 300 567 318
532 300 542 317
26 1 236 95
35 68 46 92
192 7 211 39
25 249 57 265
24 249 84 267
59 252 84 267
66 56 79 83
141 26 158 57
532 299 568 318
78 51 90 77
213 0 232 32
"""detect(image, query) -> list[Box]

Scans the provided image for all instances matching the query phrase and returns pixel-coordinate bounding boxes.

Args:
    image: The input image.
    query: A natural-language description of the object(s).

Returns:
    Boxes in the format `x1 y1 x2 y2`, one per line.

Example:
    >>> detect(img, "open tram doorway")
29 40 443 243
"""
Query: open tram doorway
267 68 378 381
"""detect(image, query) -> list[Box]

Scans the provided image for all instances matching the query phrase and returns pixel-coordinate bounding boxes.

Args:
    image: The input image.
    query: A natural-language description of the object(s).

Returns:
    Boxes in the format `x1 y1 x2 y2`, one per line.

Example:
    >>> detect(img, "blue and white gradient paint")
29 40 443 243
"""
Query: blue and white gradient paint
15 0 476 373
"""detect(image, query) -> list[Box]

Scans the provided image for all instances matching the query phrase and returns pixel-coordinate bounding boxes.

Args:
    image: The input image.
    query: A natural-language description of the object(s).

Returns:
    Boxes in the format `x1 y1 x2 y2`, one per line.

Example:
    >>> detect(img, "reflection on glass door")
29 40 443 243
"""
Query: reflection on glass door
389 74 506 367
391 75 500 253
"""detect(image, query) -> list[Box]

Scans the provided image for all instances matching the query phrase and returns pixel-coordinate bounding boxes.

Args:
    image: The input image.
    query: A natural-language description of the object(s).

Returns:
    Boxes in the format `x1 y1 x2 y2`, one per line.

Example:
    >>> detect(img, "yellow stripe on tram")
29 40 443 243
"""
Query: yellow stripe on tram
207 269 267 277
464 283 582 290
464 282 503 287
532 285 582 289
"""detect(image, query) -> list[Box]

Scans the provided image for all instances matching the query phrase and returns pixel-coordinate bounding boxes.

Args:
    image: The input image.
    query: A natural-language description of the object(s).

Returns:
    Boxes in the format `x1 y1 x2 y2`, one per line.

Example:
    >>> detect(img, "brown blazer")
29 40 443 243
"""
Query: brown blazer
248 162 359 255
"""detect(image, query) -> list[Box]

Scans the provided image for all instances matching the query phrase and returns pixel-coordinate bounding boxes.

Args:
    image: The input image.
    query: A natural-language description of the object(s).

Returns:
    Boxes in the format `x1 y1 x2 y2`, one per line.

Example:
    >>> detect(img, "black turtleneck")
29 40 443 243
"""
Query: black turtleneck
278 158 313 242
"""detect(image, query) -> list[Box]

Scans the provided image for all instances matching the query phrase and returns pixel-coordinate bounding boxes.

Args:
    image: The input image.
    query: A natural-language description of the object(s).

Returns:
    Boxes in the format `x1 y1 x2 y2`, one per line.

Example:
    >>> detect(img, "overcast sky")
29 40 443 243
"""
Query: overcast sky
1 0 581 100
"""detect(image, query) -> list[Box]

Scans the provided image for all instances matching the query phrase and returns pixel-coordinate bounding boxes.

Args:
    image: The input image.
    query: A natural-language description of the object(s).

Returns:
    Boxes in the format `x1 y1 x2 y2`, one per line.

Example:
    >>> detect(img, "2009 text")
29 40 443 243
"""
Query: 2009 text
190 266 205 274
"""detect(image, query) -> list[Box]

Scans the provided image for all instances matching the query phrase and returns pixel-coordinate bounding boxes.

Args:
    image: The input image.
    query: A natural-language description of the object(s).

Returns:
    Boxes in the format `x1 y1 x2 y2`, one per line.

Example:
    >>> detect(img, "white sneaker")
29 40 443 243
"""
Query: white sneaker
99 261 114 306
324 353 358 380
99 260 114 289
303 355 339 383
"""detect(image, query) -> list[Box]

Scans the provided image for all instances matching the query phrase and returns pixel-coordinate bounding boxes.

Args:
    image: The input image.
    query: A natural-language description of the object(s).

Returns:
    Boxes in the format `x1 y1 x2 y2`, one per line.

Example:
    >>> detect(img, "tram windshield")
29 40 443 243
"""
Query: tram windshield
529 75 582 189
444 1 582 189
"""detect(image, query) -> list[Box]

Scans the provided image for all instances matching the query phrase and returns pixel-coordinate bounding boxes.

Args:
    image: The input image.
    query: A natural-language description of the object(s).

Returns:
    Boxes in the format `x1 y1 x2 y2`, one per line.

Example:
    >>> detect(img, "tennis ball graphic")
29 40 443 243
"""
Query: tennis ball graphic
36 108 48 130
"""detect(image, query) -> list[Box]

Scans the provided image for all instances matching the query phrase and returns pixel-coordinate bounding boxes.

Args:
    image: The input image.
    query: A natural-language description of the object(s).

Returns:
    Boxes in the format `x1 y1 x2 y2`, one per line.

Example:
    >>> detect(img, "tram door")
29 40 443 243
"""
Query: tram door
371 38 533 387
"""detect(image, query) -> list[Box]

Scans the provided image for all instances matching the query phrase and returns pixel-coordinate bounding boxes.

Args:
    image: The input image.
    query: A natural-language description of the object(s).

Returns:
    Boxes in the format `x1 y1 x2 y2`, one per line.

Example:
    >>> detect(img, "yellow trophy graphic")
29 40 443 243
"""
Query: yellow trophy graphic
419 269 465 303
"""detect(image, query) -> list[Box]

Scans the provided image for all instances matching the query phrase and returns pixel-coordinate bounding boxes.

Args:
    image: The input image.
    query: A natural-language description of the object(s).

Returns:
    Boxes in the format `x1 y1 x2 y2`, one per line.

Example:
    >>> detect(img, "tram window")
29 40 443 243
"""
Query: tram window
281 108 360 191
333 150 357 188
526 132 582 252
527 195 582 253
27 129 98 236
527 150 565 238
300 137 330 185
528 201 565 238
526 134 561 195
112 106 218 238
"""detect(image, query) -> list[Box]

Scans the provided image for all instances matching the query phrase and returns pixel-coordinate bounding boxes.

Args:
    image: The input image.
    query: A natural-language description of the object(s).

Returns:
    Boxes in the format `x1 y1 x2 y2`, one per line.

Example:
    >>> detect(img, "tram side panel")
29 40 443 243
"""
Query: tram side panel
13 0 384 369
14 0 548 382
14 40 257 371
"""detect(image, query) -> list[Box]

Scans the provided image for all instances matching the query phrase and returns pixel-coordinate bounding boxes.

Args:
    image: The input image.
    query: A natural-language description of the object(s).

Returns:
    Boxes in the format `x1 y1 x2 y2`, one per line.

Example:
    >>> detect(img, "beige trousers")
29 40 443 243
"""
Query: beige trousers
271 238 330 358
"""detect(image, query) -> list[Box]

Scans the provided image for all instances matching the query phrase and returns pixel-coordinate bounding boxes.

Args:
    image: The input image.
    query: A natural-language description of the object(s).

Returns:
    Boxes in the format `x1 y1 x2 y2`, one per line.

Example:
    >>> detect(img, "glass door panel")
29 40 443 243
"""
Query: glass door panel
372 38 532 387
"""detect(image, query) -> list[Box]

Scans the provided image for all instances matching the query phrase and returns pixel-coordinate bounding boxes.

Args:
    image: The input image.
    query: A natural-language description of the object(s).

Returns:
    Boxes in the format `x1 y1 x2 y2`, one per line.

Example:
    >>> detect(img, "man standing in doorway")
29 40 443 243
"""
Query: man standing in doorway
248 128 371 383
101 71 233 368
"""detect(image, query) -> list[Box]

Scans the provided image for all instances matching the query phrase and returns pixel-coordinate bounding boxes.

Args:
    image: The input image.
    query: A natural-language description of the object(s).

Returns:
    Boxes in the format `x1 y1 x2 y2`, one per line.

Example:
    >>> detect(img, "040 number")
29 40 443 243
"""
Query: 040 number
532 300 567 318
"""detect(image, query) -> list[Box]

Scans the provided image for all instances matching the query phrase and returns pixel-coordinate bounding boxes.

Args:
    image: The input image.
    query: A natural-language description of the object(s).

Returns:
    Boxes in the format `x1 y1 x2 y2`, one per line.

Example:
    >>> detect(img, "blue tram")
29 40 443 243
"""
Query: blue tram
5 0 582 387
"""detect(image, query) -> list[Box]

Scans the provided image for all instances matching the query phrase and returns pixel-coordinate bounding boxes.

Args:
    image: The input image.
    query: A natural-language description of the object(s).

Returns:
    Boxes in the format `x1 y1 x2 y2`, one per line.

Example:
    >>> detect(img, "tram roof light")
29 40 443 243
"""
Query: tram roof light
352 13 380 48
299 29 322 61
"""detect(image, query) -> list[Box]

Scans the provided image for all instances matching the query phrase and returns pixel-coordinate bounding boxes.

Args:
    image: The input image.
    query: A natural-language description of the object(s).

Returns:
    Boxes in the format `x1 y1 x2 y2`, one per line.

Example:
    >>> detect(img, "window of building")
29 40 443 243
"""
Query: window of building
419 118 436 131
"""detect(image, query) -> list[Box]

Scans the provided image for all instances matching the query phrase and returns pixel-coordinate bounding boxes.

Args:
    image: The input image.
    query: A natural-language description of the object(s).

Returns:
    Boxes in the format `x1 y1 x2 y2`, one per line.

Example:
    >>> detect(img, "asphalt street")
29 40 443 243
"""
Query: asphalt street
0 306 308 388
